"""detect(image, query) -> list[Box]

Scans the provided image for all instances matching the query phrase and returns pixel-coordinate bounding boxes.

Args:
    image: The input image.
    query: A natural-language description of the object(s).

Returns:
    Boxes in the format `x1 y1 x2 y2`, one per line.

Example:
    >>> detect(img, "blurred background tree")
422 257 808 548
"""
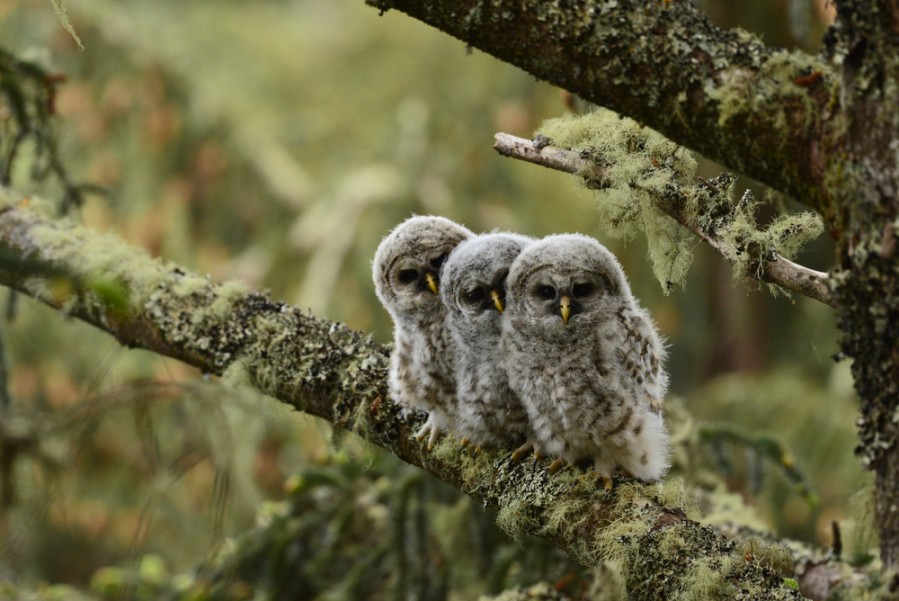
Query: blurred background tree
0 1 870 599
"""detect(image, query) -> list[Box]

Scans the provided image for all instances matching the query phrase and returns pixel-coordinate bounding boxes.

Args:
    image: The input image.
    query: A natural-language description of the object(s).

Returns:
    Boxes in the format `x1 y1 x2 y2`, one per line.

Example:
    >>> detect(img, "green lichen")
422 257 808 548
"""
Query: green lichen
495 497 533 538
736 538 794 576
691 182 823 287
221 359 253 389
28 215 171 309
708 49 825 132
674 555 736 601
537 109 697 292
536 110 823 296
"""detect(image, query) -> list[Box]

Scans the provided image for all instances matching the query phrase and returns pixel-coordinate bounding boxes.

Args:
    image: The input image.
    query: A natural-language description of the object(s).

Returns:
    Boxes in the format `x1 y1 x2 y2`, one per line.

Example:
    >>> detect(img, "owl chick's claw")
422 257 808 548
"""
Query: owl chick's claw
415 415 441 451
510 441 534 463
548 457 568 474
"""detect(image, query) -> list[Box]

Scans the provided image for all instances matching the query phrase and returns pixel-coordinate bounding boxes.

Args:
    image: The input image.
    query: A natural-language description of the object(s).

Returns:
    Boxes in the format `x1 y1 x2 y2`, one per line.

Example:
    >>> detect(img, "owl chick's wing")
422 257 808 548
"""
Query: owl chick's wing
616 306 668 413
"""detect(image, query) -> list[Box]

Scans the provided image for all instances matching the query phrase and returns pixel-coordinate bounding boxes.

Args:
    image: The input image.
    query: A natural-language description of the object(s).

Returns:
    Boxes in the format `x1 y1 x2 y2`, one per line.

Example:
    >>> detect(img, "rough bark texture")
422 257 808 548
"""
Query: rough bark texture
827 0 899 571
366 0 837 213
0 200 829 600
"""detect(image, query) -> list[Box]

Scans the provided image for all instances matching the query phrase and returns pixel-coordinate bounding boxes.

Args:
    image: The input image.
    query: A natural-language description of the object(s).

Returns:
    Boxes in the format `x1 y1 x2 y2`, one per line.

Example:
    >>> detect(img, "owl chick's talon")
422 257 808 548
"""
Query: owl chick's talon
427 427 440 451
511 442 534 463
415 417 442 451
599 474 614 491
548 458 568 474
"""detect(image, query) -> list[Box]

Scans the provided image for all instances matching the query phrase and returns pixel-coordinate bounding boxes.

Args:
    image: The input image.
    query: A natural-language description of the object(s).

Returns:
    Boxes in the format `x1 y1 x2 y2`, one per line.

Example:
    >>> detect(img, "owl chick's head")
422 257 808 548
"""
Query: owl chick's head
373 215 473 319
506 233 630 327
441 232 534 338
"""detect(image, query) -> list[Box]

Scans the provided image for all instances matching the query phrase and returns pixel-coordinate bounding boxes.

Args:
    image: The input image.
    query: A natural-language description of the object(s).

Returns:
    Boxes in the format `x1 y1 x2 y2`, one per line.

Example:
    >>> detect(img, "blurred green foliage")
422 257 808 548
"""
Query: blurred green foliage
0 0 868 599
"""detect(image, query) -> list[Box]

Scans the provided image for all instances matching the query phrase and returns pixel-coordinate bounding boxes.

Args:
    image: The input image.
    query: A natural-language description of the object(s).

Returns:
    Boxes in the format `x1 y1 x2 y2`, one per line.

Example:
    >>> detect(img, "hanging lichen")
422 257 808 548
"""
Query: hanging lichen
535 109 823 296
536 109 698 292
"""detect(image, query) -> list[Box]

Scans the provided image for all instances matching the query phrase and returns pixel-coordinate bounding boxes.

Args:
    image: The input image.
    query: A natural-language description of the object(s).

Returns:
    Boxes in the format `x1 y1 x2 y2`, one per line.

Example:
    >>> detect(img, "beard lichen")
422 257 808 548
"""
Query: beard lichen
536 109 823 296
536 109 698 293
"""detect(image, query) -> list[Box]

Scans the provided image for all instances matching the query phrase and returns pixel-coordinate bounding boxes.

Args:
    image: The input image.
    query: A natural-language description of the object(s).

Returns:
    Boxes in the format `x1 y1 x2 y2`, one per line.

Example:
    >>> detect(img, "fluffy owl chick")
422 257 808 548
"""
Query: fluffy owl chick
501 234 670 481
440 232 534 448
373 215 474 448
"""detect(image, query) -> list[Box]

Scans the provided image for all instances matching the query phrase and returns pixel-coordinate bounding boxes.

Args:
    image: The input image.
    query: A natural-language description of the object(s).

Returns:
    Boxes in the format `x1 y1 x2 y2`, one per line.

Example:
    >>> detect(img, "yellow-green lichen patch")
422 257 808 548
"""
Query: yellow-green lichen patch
221 359 254 390
687 178 823 289
708 49 826 133
495 497 534 538
673 555 736 601
536 109 697 292
27 214 173 313
535 110 824 296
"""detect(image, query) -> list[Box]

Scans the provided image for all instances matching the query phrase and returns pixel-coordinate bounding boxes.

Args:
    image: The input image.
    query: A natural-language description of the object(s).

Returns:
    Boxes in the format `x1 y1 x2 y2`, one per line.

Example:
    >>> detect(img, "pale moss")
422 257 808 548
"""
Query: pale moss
651 478 693 513
173 274 214 298
23 275 87 316
764 212 824 259
699 484 770 532
591 483 655 564
657 527 687 557
495 497 531 538
28 216 172 306
536 109 698 292
673 556 735 601
209 280 253 316
536 109 823 296
540 495 590 540
0 188 57 217
736 538 794 576
709 49 825 131
221 359 253 390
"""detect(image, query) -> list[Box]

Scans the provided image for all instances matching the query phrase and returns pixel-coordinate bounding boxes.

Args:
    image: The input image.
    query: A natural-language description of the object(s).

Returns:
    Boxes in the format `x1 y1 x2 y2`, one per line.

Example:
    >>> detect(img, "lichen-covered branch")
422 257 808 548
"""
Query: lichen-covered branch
494 132 833 307
366 0 837 213
0 197 836 599
825 0 899 570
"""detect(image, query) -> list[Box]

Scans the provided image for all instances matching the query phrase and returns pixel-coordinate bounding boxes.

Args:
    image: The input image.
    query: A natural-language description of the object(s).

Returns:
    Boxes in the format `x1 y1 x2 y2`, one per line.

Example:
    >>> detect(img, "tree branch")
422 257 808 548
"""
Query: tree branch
0 199 850 599
366 0 837 213
493 132 834 307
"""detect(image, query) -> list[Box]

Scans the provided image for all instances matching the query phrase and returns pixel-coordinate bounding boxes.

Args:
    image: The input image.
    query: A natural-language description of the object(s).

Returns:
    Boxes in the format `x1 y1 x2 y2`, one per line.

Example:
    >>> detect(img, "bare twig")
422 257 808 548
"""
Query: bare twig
493 133 834 307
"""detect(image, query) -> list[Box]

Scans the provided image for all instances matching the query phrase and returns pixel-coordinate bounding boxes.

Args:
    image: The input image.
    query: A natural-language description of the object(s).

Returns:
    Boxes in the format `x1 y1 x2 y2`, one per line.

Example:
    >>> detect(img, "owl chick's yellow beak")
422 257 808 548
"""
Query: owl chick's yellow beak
425 272 439 295
490 289 504 313
560 294 571 324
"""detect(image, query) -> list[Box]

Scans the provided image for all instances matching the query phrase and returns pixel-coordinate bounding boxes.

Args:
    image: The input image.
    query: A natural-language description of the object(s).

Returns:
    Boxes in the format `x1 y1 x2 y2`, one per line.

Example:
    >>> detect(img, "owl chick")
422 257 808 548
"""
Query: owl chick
501 234 670 482
440 232 534 449
373 215 474 448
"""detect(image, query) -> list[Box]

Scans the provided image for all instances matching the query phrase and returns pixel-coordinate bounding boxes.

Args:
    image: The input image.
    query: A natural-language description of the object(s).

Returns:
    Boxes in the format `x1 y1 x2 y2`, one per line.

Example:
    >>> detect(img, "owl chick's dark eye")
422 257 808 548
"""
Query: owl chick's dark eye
397 269 418 284
536 285 556 300
430 253 448 270
573 282 594 297
462 287 485 305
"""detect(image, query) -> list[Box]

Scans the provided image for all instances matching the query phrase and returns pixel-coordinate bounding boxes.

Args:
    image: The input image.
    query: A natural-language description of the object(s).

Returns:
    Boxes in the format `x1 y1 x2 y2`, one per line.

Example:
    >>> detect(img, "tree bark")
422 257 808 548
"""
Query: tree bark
828 0 899 570
0 199 840 600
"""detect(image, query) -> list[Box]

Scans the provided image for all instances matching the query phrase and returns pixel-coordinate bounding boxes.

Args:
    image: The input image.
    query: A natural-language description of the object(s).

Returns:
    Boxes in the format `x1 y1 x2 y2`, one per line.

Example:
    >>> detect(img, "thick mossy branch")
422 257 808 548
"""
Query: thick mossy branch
494 127 832 306
0 196 819 600
366 0 836 212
